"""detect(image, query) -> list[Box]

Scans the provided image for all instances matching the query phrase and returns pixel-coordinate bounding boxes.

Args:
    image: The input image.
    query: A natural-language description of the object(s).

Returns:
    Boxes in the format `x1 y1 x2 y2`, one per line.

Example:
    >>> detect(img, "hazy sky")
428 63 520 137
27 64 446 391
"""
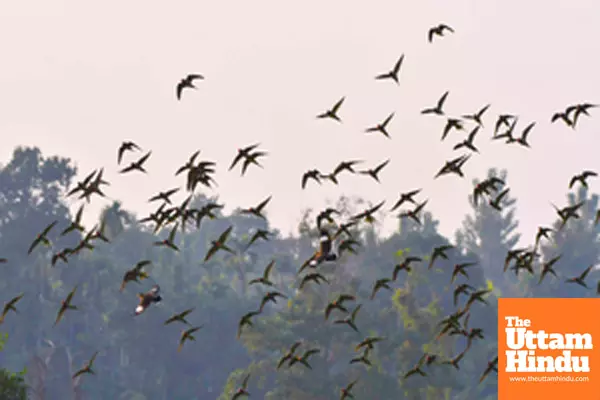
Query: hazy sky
1 1 599 244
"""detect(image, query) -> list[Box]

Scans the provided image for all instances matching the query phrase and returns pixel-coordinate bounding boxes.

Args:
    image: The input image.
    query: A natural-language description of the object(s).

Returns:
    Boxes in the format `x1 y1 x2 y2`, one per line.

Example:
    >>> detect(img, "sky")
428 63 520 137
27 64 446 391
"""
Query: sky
0 0 599 245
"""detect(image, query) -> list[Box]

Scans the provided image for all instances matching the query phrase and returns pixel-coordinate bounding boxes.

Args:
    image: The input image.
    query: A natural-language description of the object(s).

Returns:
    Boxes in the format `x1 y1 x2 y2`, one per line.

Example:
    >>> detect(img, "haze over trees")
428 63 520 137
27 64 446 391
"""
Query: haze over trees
0 146 598 399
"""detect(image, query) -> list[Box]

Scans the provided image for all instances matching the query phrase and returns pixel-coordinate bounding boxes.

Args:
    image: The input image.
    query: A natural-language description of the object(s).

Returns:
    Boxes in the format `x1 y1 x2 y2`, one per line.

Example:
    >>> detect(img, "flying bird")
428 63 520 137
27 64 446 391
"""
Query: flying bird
565 264 594 288
148 188 180 205
365 113 395 138
390 189 422 212
453 284 475 307
299 272 329 290
120 260 151 292
229 143 261 171
176 74 204 100
277 341 303 369
317 97 345 122
507 121 535 148
462 104 491 127
375 54 404 84
120 151 152 174
340 378 359 400
0 294 24 324
289 348 320 370
428 24 455 42
135 285 162 315
551 110 573 128
61 205 86 236
72 351 99 379
351 201 385 224
538 255 561 285
153 223 179 251
178 326 202 352
164 308 195 326
489 188 510 211
370 278 392 300
300 229 337 271
237 310 261 339
258 291 287 312
571 103 598 128
240 196 272 219
334 304 362 333
301 169 322 189
358 159 390 183
453 127 480 153
569 170 597 189
434 155 470 179
67 170 98 198
451 262 478 283
249 260 276 287
175 150 202 176
479 356 498 384
494 114 516 136
398 200 429 225
392 257 422 280
241 151 267 176
355 336 385 352
54 286 78 326
117 141 141 164
428 245 454 270
28 221 58 255
421 91 449 116
442 118 464 141
324 294 356 320
204 226 235 262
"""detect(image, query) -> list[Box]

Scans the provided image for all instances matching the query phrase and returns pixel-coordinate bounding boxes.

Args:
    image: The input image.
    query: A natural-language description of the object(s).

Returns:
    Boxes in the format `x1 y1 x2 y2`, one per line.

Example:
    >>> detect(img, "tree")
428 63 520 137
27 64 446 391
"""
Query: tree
0 333 27 400
455 168 521 296
98 200 136 240
4 145 598 399
523 185 600 297
0 146 77 257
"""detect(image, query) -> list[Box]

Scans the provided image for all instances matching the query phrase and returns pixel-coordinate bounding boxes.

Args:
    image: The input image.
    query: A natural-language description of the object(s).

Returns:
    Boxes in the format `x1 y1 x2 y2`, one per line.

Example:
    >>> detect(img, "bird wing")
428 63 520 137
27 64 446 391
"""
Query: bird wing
176 82 184 100
332 97 345 113
218 226 233 243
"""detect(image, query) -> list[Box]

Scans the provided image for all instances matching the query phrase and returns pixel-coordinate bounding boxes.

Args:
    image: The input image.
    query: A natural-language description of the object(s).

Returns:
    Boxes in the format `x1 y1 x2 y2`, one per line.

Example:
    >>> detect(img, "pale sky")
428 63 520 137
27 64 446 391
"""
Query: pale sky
1 1 599 244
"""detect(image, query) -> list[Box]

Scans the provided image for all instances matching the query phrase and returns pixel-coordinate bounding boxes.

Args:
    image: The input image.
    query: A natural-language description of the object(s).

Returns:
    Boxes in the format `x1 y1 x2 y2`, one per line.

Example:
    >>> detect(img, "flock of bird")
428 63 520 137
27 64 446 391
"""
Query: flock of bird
1 21 599 399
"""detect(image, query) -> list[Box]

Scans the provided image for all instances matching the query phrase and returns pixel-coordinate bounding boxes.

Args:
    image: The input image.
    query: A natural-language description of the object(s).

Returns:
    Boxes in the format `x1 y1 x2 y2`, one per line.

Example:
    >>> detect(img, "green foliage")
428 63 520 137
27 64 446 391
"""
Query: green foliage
0 146 591 399
0 333 28 400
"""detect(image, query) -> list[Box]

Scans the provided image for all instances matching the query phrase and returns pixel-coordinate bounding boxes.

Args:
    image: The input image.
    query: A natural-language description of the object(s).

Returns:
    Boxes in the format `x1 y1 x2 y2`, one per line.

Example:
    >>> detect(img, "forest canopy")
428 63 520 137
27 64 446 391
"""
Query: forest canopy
0 146 598 399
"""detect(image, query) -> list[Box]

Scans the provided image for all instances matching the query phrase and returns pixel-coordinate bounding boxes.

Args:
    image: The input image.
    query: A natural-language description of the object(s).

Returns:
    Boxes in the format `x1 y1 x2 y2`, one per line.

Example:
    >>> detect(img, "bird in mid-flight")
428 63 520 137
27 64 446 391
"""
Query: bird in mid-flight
135 285 162 315
375 54 404 84
428 24 454 42
176 74 204 100
317 97 345 122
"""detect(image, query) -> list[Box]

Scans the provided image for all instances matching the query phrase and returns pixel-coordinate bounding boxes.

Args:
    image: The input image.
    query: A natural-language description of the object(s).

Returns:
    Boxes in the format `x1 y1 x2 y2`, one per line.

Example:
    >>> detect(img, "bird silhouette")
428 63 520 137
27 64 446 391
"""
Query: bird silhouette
135 285 162 316
120 151 152 174
375 54 404 84
176 74 204 100
317 97 345 122
421 91 449 115
0 294 24 325
365 113 395 138
117 141 141 164
72 351 99 379
428 24 455 42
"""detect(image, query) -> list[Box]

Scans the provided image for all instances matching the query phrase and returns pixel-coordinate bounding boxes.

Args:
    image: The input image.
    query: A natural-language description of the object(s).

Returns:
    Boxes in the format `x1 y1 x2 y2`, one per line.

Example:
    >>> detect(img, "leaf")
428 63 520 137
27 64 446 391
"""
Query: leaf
486 279 494 291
